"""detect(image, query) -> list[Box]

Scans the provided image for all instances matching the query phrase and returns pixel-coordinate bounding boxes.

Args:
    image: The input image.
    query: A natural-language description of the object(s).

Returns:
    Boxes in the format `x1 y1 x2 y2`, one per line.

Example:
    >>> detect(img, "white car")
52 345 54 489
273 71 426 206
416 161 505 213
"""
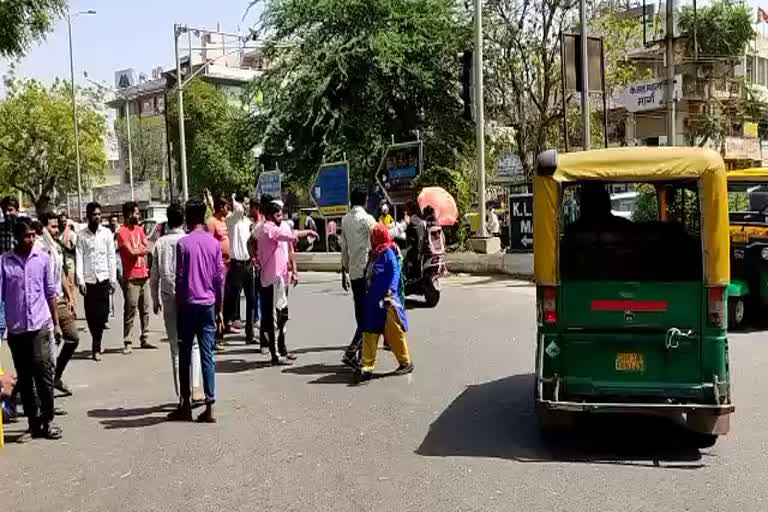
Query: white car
610 191 638 220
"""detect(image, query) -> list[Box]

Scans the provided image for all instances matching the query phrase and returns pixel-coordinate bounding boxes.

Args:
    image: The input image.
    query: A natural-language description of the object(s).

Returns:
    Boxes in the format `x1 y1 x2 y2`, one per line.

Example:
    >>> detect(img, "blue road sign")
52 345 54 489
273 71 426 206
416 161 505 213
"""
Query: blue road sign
311 161 350 217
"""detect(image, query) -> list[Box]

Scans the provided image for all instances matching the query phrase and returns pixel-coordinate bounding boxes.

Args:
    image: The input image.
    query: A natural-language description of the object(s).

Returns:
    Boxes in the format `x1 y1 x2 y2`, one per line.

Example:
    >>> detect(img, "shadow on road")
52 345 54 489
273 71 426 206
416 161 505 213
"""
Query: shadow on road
216 358 273 373
72 348 124 360
282 363 354 385
87 403 178 429
416 374 708 468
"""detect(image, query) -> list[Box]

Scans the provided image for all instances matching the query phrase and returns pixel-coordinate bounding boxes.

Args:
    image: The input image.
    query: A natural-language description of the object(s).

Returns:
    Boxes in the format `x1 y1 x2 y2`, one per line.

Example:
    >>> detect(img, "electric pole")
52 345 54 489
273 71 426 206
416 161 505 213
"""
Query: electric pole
666 0 676 146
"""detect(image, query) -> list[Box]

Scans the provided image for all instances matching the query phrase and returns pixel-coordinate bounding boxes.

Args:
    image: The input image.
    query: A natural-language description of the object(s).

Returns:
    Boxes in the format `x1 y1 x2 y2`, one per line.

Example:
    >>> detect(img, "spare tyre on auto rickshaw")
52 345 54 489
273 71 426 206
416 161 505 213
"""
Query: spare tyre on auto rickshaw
533 147 734 448
725 168 768 328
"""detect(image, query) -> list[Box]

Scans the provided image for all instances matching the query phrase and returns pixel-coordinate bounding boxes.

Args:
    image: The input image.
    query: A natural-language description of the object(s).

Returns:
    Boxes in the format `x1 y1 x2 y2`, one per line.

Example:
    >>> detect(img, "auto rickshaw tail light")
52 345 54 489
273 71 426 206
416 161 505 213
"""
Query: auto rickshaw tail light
707 286 725 328
542 287 557 324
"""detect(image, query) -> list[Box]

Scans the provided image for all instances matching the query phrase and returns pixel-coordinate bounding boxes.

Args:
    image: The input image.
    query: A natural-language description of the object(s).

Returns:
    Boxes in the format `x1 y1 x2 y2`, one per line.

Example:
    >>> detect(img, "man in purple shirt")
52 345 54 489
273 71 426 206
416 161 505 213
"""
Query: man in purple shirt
0 217 61 440
168 199 224 423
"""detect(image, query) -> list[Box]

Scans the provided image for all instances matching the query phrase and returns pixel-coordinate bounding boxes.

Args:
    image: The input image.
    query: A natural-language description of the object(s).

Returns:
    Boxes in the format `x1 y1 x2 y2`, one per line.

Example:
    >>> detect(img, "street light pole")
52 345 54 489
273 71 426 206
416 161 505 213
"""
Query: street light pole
579 0 590 150
67 13 83 220
474 0 487 238
66 10 95 220
125 99 134 200
174 24 190 202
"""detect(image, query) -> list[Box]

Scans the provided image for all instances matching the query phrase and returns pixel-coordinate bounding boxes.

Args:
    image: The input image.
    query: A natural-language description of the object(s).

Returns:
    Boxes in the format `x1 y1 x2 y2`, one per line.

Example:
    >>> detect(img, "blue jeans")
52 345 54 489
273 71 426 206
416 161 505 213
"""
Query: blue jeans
0 300 6 338
178 303 216 404
252 274 261 324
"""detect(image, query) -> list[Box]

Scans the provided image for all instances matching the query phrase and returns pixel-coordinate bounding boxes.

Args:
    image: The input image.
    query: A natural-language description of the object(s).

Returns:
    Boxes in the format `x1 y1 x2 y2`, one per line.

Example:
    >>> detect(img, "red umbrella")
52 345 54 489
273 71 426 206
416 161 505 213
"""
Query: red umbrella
417 187 458 226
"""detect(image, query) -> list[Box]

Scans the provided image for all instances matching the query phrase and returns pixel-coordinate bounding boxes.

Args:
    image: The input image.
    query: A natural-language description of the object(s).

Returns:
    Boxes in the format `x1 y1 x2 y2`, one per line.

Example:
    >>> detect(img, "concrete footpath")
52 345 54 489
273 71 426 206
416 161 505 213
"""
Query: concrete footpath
296 251 534 279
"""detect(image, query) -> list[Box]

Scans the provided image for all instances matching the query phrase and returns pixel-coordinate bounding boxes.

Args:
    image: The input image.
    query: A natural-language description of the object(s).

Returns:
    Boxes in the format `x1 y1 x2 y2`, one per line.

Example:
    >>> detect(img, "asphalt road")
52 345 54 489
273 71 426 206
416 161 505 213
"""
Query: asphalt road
2 272 767 512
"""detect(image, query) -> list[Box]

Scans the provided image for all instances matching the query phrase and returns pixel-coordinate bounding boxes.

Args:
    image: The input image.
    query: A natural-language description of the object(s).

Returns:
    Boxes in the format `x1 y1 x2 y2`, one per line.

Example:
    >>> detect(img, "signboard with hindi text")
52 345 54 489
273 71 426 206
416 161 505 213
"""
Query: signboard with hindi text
375 140 422 203
618 75 681 113
256 170 282 199
310 161 350 217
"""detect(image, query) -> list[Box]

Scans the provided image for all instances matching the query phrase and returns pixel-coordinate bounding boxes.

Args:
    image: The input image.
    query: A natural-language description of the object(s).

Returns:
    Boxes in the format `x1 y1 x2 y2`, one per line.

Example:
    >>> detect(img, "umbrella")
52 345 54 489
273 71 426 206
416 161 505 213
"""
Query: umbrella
417 187 458 226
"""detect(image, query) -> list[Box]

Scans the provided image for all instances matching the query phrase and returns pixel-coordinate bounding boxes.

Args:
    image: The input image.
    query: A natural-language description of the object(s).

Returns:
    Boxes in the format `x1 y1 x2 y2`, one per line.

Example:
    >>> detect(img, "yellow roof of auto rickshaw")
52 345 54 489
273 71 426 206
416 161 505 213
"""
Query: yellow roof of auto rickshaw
548 147 726 182
727 168 768 182
534 147 729 287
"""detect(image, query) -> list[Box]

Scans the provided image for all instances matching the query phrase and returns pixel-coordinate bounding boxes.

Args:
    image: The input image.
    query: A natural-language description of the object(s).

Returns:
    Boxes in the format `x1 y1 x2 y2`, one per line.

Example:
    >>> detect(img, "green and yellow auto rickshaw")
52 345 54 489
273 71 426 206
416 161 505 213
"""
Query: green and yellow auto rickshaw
534 147 734 447
726 168 768 328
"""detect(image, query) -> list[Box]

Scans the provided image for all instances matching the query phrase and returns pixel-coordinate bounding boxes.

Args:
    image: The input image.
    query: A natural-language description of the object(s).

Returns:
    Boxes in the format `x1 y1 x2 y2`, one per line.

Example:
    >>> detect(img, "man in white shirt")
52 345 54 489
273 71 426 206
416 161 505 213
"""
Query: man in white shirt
224 192 257 343
150 202 202 403
75 202 117 361
340 190 377 369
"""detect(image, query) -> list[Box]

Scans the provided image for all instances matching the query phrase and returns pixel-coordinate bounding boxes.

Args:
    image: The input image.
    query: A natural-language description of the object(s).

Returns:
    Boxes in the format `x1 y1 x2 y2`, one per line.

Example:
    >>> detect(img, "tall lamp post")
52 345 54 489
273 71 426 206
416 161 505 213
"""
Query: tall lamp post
67 9 96 220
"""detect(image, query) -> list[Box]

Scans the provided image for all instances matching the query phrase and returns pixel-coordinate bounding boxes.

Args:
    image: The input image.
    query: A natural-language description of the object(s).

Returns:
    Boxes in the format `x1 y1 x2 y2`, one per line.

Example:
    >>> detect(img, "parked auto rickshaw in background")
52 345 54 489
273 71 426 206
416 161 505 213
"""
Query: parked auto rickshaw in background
726 169 768 328
534 147 734 447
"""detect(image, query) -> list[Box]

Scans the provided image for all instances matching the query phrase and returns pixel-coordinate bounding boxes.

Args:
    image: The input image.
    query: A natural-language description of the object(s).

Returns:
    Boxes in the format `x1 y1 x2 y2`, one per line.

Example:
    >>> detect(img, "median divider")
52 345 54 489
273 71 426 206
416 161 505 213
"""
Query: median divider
295 251 534 279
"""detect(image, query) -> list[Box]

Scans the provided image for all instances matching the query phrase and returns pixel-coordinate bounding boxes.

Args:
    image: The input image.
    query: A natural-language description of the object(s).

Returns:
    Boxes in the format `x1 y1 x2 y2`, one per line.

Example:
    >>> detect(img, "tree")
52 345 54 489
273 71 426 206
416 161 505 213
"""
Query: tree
167 79 255 196
245 0 473 188
0 0 66 58
678 0 756 148
0 76 106 210
483 0 577 177
114 115 167 185
678 0 754 58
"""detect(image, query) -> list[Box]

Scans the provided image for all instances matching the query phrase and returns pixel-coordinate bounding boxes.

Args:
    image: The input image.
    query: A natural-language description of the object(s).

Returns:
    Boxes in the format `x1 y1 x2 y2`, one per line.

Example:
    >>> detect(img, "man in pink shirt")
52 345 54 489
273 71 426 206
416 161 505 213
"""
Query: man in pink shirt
257 198 316 365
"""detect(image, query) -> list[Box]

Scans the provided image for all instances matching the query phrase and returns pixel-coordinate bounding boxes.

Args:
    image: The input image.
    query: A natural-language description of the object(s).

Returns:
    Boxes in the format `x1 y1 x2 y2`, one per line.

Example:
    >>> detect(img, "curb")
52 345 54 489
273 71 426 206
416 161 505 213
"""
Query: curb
295 251 534 279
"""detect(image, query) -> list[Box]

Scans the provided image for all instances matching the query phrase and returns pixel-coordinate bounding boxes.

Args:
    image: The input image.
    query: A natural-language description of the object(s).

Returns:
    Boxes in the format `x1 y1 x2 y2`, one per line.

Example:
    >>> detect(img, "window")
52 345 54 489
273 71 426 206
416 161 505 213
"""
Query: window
560 182 702 281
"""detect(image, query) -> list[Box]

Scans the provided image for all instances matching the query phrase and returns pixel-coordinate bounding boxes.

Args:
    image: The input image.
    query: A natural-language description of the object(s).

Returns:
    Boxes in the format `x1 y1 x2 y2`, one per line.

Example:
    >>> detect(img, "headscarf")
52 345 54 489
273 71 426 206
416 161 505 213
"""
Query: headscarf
369 222 393 260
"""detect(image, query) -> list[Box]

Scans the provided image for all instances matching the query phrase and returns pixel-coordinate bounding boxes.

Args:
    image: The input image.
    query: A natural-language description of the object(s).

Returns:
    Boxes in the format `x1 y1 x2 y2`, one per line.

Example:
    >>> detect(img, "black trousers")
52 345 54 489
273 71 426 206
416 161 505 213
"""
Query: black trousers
345 278 367 356
224 259 255 340
259 283 289 359
84 280 111 354
8 328 54 430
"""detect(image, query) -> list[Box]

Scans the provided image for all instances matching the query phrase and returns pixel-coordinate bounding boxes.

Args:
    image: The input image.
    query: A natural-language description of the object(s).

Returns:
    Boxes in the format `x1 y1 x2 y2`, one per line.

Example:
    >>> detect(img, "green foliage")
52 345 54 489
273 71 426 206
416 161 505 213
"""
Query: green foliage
0 75 106 209
484 0 576 177
412 165 470 248
679 0 755 57
0 0 66 58
114 115 166 185
632 184 658 222
167 79 255 196
593 9 652 95
246 0 472 187
729 190 748 212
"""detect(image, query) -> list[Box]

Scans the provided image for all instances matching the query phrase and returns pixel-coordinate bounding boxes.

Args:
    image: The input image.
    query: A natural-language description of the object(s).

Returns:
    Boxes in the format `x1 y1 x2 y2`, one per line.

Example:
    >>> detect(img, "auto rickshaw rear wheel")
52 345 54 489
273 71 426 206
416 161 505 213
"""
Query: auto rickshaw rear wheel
728 297 745 329
536 403 575 437
689 432 718 449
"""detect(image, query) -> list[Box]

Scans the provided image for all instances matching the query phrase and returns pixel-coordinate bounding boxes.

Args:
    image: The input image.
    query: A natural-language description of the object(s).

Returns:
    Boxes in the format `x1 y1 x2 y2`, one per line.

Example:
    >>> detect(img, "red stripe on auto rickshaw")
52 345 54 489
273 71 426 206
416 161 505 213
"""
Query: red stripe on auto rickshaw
591 300 669 312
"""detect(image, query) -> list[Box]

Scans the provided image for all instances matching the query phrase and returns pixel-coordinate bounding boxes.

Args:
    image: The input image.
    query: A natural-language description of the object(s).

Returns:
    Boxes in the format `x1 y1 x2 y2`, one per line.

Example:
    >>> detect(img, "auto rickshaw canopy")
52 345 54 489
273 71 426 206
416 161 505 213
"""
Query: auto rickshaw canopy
534 147 729 287
726 168 768 183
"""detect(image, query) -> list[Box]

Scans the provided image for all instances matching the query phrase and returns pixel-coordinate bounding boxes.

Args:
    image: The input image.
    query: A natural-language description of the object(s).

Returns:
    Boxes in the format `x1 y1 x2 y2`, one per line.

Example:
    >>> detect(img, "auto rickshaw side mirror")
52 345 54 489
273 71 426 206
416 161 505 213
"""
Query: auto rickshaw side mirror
536 149 558 176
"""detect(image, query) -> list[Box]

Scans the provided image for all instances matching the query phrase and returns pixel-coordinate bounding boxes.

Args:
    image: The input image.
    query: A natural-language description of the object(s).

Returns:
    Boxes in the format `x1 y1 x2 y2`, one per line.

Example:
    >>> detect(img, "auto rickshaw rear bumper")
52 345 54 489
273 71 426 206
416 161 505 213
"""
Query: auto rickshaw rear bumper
536 399 734 434
537 399 734 415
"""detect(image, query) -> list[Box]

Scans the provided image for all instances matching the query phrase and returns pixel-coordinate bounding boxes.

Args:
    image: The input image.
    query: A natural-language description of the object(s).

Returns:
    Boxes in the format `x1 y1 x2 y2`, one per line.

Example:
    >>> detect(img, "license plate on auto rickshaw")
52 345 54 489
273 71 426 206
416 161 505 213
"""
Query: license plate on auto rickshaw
732 231 749 243
615 352 644 371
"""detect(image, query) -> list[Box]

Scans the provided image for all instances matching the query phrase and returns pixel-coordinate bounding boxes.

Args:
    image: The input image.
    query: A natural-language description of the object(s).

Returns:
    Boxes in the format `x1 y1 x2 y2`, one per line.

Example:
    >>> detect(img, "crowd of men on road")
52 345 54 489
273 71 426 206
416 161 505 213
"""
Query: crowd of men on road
0 188 420 441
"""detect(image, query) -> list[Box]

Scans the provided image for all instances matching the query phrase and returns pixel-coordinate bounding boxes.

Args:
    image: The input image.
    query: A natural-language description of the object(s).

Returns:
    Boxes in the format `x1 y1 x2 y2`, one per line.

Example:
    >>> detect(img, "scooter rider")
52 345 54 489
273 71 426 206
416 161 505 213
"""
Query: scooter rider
404 201 426 276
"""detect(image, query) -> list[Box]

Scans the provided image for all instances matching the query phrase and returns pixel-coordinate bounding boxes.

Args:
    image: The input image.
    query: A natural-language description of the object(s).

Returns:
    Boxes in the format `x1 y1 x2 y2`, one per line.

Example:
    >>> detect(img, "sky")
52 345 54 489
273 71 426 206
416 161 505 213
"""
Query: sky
0 0 261 90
